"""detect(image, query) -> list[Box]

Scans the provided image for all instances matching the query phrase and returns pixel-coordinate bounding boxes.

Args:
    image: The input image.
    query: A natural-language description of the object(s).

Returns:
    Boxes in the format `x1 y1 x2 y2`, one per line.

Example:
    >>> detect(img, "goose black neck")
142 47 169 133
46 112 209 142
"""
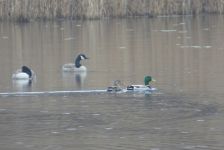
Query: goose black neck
75 57 82 68
22 66 32 78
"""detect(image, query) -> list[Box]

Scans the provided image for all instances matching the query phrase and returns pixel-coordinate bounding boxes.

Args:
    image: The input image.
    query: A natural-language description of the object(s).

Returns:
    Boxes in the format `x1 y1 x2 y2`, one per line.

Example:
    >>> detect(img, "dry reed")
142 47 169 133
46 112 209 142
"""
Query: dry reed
0 0 223 21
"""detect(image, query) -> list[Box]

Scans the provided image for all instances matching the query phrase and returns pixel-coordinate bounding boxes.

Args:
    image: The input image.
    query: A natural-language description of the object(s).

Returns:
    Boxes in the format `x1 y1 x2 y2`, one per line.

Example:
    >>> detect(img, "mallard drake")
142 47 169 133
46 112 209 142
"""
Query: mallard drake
127 76 156 91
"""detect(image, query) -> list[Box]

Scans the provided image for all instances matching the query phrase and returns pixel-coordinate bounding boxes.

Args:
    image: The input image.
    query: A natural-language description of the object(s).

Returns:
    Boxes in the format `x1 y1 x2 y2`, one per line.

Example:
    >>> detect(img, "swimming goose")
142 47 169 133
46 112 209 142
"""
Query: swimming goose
127 76 156 91
62 54 89 72
12 66 35 80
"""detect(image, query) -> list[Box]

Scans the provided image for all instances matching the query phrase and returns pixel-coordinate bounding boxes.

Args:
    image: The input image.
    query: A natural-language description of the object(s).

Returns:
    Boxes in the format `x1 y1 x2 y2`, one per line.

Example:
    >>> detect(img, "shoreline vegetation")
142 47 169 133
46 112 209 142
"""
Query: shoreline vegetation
0 0 224 22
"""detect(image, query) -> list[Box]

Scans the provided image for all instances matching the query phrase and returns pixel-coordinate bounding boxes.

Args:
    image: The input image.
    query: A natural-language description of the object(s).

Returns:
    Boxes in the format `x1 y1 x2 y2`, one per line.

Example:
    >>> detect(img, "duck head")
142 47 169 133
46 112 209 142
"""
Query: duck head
75 54 89 68
22 66 32 78
144 76 156 85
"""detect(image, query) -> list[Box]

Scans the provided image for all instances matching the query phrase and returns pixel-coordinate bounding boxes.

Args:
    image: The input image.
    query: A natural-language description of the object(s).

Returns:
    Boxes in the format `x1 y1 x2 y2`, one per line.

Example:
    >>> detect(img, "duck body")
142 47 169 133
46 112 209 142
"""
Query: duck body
62 54 88 72
107 76 156 93
126 76 156 92
107 86 123 92
107 85 156 93
127 85 152 91
107 80 123 92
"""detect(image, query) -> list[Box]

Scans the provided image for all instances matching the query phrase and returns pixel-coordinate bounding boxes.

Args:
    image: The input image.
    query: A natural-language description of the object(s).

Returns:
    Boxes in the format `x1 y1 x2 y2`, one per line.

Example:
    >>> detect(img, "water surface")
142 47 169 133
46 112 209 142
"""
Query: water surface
1 15 224 150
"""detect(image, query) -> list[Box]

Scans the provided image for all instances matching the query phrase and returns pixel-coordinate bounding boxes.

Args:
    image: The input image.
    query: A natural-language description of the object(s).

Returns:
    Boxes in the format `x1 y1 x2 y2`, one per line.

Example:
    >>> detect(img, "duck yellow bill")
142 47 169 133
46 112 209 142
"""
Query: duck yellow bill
152 78 156 82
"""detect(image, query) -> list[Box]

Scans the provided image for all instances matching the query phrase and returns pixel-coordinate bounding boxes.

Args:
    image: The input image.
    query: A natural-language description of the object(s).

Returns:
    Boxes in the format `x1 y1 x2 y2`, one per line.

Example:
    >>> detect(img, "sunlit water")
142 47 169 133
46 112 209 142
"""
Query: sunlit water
1 15 224 150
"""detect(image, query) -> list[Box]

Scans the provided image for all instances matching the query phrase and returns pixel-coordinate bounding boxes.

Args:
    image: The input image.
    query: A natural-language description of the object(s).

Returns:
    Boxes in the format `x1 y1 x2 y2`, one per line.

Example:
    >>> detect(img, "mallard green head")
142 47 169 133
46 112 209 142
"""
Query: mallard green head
144 76 156 85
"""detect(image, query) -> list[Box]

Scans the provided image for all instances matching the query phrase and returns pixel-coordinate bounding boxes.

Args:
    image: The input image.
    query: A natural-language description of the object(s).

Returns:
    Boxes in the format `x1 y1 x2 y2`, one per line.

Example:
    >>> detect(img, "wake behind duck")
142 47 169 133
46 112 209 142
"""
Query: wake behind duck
1 76 156 97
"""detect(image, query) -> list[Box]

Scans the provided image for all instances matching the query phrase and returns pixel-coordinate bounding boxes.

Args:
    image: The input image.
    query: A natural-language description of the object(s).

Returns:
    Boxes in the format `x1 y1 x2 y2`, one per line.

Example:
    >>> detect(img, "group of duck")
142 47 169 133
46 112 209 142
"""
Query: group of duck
12 53 156 92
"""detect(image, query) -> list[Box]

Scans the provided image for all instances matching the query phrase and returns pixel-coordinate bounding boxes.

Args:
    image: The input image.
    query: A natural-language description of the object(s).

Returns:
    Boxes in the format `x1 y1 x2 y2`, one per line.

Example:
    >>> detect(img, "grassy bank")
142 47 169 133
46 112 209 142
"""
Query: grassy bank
0 0 224 21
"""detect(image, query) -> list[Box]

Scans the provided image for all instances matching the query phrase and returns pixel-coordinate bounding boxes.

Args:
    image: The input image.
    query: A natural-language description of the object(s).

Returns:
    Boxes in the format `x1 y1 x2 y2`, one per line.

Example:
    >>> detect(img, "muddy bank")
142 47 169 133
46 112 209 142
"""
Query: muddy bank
0 0 224 21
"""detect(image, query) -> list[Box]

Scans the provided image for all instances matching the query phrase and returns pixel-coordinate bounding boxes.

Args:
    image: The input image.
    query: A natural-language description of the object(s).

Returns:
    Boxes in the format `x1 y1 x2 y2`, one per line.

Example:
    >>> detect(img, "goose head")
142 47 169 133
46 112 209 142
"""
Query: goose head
75 54 89 68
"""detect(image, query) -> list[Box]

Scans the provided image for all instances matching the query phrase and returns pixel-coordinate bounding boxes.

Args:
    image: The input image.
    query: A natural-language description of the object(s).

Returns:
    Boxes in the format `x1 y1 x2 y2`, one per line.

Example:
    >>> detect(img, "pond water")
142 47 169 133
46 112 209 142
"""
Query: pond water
0 15 224 150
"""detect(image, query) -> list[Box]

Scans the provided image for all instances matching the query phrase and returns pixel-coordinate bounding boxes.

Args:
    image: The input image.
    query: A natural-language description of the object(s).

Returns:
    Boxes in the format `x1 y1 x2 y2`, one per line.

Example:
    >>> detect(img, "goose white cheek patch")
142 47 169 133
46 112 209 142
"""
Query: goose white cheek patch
80 56 85 60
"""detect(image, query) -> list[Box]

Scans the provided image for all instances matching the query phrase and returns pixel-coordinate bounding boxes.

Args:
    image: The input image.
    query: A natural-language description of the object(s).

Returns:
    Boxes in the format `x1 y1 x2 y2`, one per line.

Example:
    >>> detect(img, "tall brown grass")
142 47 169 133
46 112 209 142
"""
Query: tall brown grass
0 0 223 21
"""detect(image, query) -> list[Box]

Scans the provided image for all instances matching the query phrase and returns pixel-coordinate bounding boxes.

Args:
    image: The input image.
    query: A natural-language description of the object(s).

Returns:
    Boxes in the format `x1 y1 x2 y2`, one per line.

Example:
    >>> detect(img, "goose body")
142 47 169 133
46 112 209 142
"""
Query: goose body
62 54 88 72
63 64 87 72
12 66 35 80
12 72 30 79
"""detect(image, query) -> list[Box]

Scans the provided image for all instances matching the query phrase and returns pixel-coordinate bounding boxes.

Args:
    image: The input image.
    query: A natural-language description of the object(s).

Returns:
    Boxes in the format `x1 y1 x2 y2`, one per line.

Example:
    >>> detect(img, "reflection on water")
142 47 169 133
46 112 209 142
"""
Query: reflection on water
1 15 224 149
0 16 224 94
62 71 87 90
12 79 32 91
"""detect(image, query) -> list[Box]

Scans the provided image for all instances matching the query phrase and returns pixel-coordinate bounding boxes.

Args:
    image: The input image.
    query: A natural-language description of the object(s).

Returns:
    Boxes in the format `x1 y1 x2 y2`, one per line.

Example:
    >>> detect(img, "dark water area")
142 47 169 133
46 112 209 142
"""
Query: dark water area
1 15 224 149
